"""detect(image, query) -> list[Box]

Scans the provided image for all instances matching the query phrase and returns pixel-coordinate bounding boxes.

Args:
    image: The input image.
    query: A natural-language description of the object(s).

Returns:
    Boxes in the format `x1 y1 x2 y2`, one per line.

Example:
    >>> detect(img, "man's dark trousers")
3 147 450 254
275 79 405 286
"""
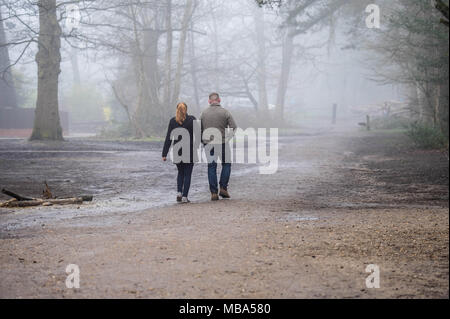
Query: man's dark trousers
207 143 231 194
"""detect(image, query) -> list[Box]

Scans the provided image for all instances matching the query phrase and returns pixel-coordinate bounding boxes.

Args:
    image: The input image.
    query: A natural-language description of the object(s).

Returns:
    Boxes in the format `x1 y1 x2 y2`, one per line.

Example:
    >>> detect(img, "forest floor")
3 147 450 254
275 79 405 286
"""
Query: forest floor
0 127 448 299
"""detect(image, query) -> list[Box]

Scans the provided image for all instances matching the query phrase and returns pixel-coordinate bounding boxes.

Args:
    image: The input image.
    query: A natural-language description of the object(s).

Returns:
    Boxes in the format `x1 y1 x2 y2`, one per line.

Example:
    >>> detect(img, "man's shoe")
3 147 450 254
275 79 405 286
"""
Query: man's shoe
211 193 219 201
182 197 190 204
177 193 182 202
219 188 231 199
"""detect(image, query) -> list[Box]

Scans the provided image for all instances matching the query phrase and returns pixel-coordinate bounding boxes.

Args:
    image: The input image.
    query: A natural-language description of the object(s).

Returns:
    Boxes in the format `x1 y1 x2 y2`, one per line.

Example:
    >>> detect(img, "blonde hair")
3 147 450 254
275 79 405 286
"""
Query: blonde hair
176 102 188 125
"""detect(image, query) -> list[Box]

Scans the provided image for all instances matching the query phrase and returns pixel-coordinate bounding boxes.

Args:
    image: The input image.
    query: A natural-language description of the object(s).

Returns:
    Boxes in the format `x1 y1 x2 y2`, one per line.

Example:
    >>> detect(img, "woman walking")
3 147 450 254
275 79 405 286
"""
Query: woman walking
162 103 196 203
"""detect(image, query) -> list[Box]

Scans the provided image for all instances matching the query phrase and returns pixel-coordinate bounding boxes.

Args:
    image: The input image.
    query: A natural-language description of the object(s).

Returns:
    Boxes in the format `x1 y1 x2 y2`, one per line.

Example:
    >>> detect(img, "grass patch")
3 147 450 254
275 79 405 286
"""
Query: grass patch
406 123 449 150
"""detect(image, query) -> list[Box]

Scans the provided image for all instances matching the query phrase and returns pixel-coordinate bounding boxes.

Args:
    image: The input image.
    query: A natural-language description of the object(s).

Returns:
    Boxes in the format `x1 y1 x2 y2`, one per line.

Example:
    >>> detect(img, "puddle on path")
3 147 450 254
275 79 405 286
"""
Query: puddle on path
280 213 320 222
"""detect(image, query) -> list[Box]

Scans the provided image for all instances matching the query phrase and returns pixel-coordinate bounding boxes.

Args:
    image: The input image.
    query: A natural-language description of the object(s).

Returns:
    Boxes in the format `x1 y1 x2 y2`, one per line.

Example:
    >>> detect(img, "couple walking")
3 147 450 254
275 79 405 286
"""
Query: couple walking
162 93 237 203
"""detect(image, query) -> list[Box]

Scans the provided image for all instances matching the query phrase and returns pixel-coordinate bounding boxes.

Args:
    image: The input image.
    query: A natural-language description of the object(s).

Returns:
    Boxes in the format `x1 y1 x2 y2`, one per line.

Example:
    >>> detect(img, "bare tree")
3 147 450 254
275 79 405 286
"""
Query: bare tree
163 0 173 112
0 4 18 108
275 26 294 122
172 0 194 105
188 22 200 114
253 6 269 112
82 0 198 136
362 0 449 131
2 0 94 140
30 0 63 140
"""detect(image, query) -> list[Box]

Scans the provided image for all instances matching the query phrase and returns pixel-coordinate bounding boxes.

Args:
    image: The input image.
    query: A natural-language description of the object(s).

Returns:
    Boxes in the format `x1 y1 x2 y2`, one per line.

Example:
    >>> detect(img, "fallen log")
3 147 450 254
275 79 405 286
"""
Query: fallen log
1 189 33 201
1 185 94 208
1 200 43 208
0 199 18 207
1 197 84 208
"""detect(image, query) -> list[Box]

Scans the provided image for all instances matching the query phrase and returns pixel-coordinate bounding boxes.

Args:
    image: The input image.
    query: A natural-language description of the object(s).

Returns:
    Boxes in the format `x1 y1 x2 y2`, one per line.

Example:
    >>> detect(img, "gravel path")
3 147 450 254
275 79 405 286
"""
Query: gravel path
0 128 448 298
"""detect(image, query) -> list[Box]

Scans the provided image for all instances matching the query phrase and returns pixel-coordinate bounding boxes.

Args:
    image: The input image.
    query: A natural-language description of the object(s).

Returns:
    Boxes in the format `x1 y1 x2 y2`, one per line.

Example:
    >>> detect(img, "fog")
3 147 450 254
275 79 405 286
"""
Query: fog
1 0 449 299
0 0 448 138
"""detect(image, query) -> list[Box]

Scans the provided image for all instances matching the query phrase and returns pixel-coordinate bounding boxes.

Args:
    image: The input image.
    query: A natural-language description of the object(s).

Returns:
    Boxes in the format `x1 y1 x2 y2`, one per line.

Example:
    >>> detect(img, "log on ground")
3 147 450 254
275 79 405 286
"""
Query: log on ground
0 198 84 208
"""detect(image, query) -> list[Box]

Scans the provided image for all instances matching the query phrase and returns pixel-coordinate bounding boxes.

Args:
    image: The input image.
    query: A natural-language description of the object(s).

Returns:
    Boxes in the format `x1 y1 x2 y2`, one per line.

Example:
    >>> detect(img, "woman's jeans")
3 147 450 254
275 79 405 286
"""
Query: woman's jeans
207 143 231 194
176 163 194 197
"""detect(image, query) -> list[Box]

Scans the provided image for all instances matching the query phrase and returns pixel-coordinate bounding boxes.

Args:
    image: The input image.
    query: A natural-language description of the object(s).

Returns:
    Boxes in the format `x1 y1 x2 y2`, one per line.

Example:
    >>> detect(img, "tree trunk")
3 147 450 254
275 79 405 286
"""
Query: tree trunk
275 30 294 123
416 83 427 123
30 0 63 140
210 3 221 92
254 8 269 112
163 0 173 113
243 77 259 111
70 47 81 86
434 84 441 129
129 4 151 138
143 29 161 111
172 0 194 104
0 8 18 108
189 25 201 115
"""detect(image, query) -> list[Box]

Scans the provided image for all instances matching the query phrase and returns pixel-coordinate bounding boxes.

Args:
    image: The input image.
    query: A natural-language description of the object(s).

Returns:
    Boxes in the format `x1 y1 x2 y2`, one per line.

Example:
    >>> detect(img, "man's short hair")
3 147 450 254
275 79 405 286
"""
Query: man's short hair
209 93 220 101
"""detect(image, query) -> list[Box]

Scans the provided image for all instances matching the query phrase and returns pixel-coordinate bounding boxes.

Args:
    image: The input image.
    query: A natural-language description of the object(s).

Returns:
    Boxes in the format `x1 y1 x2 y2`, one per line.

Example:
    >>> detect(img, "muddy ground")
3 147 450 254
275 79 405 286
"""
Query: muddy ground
0 128 448 299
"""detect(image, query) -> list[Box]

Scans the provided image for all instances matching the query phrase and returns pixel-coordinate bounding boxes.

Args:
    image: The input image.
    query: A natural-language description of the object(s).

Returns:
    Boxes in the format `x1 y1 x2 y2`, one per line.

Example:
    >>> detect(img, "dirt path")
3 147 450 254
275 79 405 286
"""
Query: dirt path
0 129 448 299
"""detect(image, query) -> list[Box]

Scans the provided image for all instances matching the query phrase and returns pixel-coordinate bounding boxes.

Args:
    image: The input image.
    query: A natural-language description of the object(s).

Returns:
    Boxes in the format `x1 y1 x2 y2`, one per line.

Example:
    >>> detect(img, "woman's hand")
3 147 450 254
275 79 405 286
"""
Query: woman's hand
162 157 167 162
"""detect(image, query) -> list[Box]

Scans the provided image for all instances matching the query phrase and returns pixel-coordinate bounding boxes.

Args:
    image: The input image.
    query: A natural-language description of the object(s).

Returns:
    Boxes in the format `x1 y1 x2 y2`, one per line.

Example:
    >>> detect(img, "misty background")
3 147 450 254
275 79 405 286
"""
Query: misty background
0 0 448 144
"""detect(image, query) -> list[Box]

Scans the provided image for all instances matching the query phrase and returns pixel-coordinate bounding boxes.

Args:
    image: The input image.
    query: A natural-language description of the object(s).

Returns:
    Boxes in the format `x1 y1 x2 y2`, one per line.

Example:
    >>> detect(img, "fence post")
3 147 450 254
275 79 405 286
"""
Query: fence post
332 103 338 125
366 115 371 131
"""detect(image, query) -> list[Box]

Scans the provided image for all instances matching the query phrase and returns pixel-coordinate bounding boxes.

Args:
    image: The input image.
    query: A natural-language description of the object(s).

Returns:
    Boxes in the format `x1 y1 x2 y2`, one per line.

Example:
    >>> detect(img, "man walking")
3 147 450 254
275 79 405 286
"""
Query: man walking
201 93 237 201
